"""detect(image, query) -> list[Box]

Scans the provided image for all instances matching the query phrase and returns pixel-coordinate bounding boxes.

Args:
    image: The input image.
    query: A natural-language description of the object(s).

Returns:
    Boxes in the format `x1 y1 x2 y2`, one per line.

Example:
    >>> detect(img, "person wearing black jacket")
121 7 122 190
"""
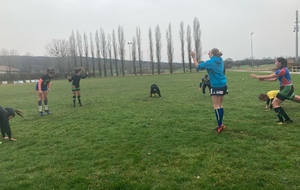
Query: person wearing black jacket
0 106 24 141
150 84 161 97
68 67 88 107
199 74 211 96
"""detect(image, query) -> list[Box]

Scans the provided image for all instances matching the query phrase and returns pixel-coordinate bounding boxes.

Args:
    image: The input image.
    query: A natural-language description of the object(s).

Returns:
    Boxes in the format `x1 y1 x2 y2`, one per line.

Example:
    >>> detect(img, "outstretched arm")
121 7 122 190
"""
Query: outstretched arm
266 99 270 109
67 75 72 82
250 73 277 81
190 51 199 68
82 73 88 79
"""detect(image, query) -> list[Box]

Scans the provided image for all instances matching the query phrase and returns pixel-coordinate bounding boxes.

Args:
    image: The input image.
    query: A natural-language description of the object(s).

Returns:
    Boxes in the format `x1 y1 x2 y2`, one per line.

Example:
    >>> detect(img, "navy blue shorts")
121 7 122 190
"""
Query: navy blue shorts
35 83 48 91
210 86 228 96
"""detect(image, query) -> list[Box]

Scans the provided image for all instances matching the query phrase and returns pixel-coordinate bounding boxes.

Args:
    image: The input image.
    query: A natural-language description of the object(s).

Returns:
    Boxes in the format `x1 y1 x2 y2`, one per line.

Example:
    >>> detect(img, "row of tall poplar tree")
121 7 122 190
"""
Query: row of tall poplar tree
46 17 202 77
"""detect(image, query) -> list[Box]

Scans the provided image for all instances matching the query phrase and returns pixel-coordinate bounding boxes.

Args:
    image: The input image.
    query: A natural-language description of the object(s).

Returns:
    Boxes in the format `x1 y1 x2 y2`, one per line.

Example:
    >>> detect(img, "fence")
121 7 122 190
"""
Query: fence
291 66 300 72
2 79 39 85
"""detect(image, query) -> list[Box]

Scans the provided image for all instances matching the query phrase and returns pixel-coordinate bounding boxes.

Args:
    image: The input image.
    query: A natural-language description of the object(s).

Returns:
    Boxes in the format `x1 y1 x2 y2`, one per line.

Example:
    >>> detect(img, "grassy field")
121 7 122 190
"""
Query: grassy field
1 71 300 190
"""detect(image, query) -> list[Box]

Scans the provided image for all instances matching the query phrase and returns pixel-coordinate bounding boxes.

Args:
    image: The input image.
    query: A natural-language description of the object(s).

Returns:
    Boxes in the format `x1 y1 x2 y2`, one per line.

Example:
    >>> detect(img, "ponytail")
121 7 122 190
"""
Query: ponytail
15 109 24 118
211 48 223 57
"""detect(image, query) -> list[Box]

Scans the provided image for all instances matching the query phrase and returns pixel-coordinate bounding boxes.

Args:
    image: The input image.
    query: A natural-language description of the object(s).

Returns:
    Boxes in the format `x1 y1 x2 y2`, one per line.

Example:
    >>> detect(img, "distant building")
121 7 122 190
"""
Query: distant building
287 58 295 69
0 66 19 74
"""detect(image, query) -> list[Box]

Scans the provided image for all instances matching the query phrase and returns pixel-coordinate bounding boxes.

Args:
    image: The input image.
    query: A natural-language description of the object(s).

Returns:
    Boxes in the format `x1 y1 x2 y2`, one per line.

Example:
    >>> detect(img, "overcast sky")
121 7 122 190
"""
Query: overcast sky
1 0 299 62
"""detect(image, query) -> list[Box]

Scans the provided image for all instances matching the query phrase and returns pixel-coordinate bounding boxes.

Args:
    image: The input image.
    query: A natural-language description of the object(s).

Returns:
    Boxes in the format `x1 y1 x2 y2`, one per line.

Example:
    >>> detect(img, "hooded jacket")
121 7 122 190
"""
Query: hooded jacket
0 106 13 138
196 56 227 88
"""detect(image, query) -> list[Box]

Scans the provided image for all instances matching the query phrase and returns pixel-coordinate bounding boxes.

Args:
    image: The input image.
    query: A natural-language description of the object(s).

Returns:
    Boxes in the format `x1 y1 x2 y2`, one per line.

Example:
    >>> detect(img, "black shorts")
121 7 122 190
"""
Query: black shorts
210 86 228 96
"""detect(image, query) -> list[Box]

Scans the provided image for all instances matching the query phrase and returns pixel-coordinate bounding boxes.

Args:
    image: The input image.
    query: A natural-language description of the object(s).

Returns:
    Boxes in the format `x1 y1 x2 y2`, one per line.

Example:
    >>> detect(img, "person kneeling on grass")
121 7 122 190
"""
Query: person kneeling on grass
258 90 279 111
199 74 211 96
150 84 161 98
250 57 300 124
0 106 24 141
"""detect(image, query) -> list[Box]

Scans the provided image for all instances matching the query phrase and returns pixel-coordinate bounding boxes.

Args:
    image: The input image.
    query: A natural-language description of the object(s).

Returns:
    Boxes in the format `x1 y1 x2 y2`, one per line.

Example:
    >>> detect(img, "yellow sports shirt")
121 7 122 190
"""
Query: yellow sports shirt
266 90 279 99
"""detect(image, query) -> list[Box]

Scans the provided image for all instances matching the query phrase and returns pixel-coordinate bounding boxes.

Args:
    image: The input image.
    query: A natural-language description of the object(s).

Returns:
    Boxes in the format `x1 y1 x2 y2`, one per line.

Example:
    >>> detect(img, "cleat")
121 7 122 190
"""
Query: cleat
45 110 51 115
285 120 293 124
221 124 226 129
39 112 44 116
73 104 76 107
217 124 226 134
275 121 284 125
79 103 82 107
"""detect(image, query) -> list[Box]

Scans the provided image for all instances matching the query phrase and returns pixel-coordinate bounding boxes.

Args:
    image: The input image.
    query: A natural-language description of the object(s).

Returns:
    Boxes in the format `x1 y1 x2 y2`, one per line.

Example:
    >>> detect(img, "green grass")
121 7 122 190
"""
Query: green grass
1 71 300 189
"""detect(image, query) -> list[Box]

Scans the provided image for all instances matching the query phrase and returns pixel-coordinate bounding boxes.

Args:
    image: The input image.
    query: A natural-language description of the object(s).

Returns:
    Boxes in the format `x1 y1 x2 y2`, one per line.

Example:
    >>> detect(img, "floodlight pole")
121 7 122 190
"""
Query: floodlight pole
251 32 254 70
128 42 132 60
294 10 299 63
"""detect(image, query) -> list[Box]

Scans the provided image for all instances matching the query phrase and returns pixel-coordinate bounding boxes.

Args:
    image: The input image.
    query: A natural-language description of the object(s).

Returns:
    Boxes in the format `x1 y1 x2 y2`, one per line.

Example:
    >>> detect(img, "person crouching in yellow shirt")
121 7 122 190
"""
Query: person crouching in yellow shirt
258 90 279 111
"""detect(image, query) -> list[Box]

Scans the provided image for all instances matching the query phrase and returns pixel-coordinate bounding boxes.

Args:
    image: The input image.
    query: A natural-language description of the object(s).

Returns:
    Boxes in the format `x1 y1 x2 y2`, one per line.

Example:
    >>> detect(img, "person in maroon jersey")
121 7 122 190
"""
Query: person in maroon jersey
35 68 55 116
251 57 300 124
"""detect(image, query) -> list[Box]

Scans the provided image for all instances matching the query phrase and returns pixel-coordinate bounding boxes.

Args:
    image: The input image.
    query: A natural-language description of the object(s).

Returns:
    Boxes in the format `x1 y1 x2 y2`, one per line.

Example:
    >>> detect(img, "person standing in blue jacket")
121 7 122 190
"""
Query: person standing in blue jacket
191 48 228 134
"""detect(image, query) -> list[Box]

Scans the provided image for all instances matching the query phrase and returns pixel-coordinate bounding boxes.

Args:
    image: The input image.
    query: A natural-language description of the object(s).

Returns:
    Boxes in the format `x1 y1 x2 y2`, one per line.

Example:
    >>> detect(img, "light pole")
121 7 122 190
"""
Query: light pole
294 10 299 63
128 42 132 60
251 32 254 69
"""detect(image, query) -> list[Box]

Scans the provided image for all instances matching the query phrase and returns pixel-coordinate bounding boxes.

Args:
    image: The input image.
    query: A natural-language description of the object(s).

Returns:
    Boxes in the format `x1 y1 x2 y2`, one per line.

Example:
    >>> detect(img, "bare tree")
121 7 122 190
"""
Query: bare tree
90 32 96 77
100 28 107 77
46 39 69 57
118 25 126 76
187 25 192 72
0 48 20 80
69 30 77 69
112 29 118 76
155 25 162 74
95 30 102 77
24 52 34 73
179 21 185 73
148 27 154 75
166 23 174 74
46 39 69 75
107 34 113 76
76 31 83 67
132 37 137 76
0 48 8 56
83 32 89 72
136 27 142 75
193 17 202 62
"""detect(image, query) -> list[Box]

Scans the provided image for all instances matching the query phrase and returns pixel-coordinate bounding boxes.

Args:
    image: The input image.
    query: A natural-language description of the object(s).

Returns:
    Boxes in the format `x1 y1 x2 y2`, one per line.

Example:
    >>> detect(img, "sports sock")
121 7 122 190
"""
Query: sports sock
219 108 224 125
78 96 82 105
214 109 222 127
73 96 76 105
38 101 42 112
274 107 284 122
279 107 290 121
44 100 48 111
